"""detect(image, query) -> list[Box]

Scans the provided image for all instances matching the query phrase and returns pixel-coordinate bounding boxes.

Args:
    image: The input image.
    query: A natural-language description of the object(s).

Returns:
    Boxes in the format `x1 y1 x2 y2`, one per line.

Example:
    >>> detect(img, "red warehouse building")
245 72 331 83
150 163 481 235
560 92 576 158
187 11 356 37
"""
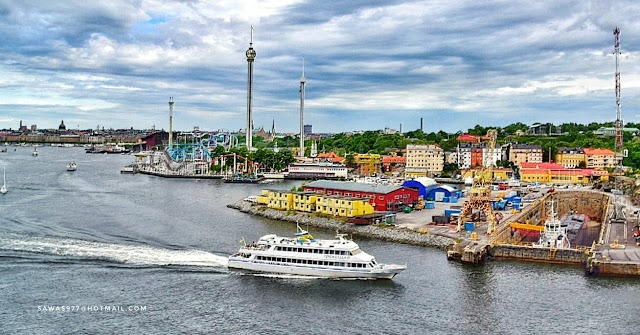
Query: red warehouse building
303 180 419 212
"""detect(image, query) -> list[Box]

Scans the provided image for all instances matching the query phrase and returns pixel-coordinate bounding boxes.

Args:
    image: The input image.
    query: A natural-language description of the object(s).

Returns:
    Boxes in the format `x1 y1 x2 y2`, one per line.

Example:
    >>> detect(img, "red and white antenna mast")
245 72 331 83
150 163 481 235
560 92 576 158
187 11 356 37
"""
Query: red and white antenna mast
614 27 623 158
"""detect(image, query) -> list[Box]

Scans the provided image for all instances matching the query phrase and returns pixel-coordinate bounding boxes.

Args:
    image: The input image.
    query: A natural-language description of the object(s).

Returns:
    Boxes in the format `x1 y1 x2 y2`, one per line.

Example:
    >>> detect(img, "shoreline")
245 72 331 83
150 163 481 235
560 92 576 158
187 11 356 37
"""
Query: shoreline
227 200 456 250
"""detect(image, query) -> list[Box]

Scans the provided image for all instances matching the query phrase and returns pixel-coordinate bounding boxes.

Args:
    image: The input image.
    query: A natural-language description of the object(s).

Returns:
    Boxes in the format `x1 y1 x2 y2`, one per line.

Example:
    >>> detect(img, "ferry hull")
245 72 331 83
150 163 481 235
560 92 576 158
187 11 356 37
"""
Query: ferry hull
228 258 404 280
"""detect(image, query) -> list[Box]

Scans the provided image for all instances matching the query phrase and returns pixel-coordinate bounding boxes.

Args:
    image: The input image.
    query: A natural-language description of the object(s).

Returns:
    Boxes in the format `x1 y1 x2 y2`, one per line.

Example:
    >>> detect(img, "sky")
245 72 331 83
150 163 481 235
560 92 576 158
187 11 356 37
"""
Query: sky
0 1 639 134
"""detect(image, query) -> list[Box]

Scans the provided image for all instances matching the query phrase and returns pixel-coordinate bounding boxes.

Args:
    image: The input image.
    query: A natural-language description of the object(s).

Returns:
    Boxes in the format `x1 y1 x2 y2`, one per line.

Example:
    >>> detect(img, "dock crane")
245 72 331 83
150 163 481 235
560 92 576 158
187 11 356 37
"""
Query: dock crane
457 129 499 235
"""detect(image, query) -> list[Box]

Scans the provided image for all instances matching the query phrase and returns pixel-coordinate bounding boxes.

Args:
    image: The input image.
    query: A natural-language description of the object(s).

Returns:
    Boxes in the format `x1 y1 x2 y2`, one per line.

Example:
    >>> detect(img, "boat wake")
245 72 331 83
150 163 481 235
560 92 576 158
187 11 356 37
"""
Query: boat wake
0 233 229 270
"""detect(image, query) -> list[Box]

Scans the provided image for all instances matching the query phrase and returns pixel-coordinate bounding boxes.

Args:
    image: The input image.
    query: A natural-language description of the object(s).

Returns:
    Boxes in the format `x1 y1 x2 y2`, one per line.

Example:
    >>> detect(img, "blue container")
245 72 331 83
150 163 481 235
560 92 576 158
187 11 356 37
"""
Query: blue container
465 222 475 231
512 203 521 210
443 197 449 203
450 197 458 203
425 201 435 209
512 197 522 204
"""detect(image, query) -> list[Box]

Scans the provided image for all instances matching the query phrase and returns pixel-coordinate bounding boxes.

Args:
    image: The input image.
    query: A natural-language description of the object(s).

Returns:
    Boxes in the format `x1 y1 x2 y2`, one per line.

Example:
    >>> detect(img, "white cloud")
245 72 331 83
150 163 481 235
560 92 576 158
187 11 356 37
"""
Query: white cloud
1 0 640 131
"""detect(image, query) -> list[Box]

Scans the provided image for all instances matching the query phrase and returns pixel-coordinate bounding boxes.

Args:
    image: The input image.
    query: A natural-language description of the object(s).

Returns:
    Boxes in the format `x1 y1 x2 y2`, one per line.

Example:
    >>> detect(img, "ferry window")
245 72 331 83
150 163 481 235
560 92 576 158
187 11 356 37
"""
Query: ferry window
379 196 384 200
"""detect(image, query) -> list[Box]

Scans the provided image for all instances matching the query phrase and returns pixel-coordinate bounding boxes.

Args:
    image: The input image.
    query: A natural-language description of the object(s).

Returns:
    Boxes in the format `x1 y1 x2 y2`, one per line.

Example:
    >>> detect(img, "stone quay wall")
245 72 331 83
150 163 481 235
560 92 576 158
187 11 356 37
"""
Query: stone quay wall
228 200 455 250
491 244 588 264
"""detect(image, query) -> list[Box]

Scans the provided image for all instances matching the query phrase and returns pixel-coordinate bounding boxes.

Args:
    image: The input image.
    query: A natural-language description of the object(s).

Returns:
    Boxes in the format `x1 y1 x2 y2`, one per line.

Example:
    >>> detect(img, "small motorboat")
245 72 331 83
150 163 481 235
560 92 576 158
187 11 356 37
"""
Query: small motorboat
67 161 77 171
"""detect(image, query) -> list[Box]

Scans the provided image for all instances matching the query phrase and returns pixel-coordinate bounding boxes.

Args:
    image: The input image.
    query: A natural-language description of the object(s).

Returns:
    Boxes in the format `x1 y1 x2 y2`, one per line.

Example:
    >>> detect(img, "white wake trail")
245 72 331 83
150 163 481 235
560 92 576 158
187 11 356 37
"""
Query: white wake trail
0 235 229 268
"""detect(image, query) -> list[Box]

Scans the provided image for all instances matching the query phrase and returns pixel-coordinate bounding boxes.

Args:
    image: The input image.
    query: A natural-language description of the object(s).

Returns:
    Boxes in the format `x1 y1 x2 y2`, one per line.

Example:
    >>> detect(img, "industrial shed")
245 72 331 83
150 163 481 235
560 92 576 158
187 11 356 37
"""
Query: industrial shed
401 177 438 200
426 185 461 202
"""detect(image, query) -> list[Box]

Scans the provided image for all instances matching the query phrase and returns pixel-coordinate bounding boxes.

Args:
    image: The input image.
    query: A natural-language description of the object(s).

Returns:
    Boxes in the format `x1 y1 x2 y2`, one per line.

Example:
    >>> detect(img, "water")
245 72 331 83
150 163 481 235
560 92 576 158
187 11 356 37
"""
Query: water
1 146 639 334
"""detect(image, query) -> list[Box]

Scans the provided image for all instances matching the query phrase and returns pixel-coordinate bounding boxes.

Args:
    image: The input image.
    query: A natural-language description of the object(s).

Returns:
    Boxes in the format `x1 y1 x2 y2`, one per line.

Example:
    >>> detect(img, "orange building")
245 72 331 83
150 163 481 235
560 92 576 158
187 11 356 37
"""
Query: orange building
316 152 345 164
583 148 617 169
382 155 406 173
470 146 484 168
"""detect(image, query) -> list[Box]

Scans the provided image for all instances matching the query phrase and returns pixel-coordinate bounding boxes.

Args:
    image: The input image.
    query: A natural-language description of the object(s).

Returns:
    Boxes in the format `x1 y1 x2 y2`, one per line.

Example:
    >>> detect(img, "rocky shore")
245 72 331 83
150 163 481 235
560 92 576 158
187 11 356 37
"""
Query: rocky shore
227 200 456 250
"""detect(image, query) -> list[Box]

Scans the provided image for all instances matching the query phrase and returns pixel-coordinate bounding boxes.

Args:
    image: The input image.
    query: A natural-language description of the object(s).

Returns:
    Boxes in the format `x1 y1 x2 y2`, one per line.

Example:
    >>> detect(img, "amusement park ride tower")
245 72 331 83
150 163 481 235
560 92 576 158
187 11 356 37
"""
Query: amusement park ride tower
168 97 174 147
299 58 306 157
457 129 499 235
246 26 256 152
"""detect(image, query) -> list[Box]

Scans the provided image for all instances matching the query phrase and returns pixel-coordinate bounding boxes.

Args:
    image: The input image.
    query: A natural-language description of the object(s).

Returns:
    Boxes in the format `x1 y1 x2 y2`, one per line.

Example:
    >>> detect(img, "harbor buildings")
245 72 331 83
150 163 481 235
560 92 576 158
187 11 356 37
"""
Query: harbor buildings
256 188 376 217
507 143 543 166
302 180 419 212
583 148 617 169
404 144 444 178
519 162 609 184
555 147 585 168
354 154 382 176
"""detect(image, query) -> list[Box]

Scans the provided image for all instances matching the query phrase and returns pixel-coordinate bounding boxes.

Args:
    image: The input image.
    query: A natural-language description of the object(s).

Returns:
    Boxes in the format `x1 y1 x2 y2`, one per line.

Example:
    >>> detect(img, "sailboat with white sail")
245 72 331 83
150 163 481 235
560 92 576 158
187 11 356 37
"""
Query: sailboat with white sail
1 166 7 194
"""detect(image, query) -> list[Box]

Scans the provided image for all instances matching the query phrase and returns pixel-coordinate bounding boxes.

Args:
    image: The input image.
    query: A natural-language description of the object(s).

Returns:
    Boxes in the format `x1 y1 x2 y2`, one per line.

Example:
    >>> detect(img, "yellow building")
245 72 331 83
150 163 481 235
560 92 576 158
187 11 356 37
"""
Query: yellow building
263 189 294 210
256 189 270 205
292 192 318 212
509 144 543 166
354 153 382 176
405 144 444 178
315 196 375 217
555 147 586 168
519 162 609 184
258 189 374 217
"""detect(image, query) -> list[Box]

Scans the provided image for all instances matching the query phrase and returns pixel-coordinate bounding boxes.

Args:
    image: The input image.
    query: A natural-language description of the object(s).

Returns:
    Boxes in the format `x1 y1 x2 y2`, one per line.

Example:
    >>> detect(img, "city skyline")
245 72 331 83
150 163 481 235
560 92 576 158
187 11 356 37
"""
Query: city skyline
0 1 639 133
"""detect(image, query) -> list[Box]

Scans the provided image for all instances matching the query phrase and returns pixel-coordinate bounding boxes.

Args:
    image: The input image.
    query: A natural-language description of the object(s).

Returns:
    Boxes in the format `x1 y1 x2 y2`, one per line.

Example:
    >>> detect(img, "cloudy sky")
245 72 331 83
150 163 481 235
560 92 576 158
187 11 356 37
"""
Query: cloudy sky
0 1 639 134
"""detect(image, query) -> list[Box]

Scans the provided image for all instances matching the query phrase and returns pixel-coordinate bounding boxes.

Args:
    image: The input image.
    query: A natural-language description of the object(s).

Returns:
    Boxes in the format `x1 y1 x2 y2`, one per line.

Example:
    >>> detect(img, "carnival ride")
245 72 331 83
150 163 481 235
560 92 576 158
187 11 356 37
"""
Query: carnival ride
139 129 240 175
165 129 238 162
214 153 259 177
457 129 499 235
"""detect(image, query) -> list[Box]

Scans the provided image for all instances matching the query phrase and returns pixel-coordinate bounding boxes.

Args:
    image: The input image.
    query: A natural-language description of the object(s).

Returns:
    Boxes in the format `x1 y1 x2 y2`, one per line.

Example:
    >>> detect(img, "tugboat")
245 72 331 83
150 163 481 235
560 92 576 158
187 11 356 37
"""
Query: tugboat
533 198 570 249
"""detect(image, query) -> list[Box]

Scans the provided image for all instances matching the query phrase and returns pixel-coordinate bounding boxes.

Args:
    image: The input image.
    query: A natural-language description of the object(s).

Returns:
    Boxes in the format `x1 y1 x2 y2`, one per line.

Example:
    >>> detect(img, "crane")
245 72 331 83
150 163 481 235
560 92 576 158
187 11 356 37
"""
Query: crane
457 129 499 235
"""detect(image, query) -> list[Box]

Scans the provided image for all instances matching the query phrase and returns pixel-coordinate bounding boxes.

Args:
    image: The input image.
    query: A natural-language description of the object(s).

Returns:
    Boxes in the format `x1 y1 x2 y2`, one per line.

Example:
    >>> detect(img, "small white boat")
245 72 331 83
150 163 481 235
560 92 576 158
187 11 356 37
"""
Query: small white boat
67 161 77 171
32 147 38 157
228 226 406 279
1 166 7 194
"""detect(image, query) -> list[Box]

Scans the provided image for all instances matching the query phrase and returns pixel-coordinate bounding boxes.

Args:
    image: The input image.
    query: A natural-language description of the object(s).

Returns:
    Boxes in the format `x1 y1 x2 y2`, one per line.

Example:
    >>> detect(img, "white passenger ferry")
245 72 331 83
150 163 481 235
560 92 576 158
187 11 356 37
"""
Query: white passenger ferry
228 227 406 279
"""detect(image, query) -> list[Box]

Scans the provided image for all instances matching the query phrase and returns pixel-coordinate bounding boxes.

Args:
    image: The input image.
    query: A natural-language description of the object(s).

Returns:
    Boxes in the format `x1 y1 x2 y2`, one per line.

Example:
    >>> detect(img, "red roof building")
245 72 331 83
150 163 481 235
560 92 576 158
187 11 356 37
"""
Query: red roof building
316 152 345 164
303 180 419 212
456 133 481 143
382 155 406 173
